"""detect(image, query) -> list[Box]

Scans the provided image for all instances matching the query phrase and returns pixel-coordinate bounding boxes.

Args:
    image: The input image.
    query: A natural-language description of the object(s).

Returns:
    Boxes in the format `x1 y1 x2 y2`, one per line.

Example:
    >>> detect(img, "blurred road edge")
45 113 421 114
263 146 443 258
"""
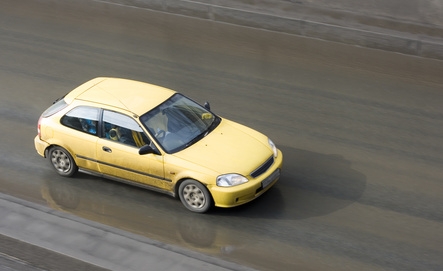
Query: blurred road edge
0 193 256 271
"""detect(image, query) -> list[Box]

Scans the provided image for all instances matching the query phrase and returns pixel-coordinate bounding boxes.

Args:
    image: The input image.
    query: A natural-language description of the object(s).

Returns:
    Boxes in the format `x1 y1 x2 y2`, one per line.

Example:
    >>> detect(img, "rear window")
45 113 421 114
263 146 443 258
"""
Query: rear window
42 98 68 118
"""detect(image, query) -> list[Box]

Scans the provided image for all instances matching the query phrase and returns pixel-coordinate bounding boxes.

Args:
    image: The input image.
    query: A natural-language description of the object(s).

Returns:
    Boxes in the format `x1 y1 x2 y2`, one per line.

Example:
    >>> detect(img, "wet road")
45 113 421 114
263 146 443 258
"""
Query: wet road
1 0 443 270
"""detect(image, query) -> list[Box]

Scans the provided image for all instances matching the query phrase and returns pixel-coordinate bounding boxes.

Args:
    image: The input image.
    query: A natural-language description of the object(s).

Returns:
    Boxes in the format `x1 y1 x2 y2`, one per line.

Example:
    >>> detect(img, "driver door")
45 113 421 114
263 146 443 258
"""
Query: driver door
96 110 167 190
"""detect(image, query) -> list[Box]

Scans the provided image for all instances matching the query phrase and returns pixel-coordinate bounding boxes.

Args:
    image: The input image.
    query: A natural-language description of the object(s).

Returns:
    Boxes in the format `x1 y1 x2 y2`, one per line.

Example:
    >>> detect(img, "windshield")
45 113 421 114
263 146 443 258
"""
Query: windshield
140 94 220 153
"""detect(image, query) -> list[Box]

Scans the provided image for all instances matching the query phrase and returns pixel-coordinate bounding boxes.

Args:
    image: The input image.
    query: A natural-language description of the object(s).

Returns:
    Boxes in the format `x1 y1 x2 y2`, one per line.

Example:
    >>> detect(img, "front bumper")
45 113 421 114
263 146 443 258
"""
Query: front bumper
34 135 49 157
210 149 283 208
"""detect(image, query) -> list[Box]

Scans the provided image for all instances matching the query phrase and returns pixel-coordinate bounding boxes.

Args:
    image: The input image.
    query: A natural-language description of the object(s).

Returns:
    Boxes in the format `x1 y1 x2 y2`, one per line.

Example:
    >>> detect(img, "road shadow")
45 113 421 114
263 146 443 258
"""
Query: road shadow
213 146 367 219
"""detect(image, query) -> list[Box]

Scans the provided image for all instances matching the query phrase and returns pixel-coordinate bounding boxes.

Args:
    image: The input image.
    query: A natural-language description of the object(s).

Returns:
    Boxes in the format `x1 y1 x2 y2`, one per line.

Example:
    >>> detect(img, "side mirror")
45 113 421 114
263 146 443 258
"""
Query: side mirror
204 101 211 110
139 144 160 155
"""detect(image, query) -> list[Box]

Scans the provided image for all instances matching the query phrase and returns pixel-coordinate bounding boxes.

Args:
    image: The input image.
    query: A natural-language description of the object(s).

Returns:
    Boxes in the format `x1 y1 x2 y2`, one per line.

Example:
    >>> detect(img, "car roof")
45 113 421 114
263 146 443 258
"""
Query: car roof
64 77 176 116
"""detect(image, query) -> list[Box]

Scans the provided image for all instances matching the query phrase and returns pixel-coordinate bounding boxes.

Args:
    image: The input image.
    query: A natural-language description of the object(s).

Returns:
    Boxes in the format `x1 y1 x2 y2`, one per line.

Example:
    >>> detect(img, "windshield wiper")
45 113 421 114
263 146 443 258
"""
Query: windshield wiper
205 116 221 136
185 116 221 148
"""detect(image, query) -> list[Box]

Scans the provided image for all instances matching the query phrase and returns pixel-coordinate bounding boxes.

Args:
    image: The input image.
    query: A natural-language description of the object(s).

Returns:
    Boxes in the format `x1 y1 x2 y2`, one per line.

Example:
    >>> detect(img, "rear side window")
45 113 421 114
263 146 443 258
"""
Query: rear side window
42 99 68 118
61 106 100 135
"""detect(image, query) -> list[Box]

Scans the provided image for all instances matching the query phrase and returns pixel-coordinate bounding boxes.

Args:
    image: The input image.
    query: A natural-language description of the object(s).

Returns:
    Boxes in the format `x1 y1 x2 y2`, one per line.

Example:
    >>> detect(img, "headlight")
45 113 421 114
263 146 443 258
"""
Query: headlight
268 138 278 158
216 174 248 187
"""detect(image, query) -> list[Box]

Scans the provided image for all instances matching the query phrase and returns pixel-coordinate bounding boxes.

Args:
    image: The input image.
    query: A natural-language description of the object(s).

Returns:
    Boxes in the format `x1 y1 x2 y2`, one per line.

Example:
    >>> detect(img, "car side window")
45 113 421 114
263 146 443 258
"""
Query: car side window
61 106 100 135
103 110 149 148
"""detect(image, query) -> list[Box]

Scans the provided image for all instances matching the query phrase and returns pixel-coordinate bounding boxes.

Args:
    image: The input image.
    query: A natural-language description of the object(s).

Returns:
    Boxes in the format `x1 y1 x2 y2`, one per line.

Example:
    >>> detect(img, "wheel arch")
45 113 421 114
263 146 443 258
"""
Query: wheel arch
45 143 75 160
174 177 215 203
171 170 215 197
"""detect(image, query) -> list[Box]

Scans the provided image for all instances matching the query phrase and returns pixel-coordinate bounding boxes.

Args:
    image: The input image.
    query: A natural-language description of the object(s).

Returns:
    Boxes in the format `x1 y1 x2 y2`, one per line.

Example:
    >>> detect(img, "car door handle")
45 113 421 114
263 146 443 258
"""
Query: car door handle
102 146 112 153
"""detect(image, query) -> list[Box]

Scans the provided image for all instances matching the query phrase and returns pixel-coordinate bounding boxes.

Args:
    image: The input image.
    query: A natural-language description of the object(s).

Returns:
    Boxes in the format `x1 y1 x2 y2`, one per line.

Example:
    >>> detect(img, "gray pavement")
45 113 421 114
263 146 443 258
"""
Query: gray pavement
0 234 110 271
0 193 255 271
101 0 443 59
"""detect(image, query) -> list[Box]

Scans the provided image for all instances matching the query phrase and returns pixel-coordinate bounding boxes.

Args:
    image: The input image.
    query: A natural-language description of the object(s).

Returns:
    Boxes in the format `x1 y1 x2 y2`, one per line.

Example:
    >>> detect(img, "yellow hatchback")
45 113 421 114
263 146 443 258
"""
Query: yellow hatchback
34 78 283 213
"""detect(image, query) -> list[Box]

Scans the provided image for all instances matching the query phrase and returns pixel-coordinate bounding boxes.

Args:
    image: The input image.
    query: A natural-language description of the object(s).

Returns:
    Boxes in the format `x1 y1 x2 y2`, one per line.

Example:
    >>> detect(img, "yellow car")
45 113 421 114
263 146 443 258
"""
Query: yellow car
34 77 283 213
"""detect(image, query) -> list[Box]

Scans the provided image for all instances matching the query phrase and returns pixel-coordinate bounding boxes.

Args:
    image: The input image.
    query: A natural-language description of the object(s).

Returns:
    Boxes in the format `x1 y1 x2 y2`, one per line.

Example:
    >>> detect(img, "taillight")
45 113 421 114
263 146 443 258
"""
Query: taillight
38 117 42 139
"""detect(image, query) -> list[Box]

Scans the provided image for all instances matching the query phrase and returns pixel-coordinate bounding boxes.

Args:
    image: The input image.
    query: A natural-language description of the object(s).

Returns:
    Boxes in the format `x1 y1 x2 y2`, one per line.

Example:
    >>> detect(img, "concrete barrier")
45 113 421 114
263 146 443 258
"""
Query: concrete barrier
98 0 443 60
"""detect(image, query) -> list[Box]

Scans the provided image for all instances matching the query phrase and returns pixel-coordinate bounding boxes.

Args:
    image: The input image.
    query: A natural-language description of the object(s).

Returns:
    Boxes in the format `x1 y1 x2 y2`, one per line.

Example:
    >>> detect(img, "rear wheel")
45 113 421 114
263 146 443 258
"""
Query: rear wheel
48 146 78 177
179 180 212 213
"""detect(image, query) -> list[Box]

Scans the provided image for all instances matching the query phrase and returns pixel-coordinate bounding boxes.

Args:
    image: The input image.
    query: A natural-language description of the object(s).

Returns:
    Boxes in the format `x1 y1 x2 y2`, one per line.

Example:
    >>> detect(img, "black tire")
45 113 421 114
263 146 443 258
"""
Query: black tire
48 146 78 177
179 179 212 213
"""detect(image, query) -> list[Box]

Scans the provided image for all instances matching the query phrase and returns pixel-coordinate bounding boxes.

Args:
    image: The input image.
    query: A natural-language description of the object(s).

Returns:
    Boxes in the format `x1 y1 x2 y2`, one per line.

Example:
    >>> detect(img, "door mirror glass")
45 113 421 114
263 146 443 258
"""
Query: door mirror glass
204 101 211 110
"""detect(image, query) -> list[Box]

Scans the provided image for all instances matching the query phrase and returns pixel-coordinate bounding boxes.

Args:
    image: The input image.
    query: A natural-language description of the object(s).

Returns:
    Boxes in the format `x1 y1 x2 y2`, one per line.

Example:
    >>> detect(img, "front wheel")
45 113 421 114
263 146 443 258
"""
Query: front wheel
48 146 78 177
179 180 212 213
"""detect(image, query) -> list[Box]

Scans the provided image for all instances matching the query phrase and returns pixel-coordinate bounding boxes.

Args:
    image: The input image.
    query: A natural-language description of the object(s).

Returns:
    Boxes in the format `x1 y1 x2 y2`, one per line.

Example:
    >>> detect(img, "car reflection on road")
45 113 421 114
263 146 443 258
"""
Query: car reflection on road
40 172 241 256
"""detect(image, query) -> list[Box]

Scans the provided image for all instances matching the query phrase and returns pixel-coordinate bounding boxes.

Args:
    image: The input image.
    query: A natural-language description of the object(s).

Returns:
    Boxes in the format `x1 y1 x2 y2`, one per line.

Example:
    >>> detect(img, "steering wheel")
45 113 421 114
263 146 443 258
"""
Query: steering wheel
155 129 166 141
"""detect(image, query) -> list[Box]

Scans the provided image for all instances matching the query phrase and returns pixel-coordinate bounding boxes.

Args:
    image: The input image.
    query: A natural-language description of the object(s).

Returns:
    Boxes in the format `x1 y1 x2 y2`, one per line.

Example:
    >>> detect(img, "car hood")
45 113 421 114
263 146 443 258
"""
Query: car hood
173 119 273 176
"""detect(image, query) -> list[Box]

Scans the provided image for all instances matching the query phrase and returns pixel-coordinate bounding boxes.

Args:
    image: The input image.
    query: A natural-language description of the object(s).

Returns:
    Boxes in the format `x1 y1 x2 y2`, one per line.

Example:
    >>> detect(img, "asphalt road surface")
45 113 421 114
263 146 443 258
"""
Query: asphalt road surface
1 0 443 270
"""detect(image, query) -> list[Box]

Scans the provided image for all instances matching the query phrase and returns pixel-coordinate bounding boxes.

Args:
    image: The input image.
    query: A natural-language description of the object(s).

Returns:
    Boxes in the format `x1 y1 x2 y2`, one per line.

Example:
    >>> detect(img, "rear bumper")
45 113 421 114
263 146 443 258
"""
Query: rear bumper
34 135 49 157
210 149 283 208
